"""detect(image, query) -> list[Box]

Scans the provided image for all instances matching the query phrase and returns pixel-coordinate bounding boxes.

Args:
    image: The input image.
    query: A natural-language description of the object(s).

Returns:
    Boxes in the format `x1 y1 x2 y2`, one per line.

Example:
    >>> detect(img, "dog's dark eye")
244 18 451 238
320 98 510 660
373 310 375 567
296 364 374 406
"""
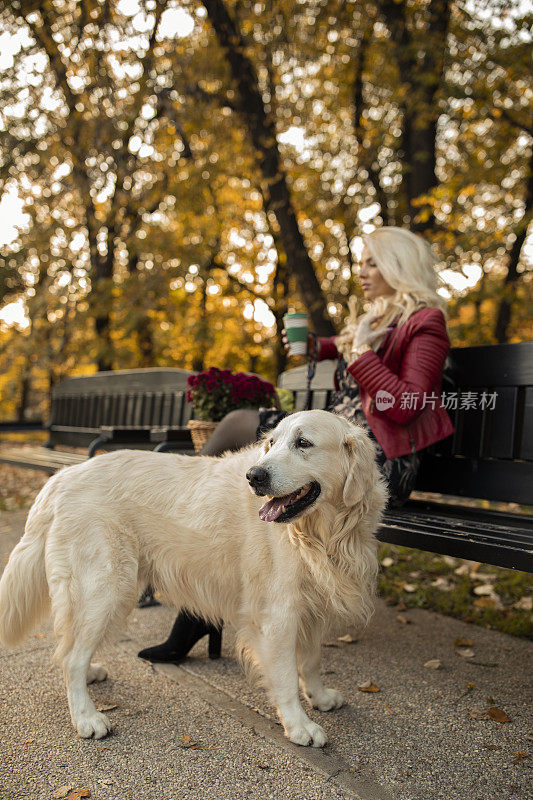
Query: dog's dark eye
296 437 313 449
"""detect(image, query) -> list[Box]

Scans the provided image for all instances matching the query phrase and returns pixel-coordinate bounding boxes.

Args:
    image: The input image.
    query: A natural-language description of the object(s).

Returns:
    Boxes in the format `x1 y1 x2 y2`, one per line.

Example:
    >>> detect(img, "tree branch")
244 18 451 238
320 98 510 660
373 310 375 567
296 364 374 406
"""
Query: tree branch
352 22 391 224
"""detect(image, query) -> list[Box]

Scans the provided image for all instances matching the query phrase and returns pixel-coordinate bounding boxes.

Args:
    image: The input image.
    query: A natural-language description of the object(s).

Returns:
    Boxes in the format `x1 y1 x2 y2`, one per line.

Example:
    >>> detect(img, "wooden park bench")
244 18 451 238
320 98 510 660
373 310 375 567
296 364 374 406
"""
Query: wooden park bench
279 341 533 572
0 368 197 474
1 344 532 571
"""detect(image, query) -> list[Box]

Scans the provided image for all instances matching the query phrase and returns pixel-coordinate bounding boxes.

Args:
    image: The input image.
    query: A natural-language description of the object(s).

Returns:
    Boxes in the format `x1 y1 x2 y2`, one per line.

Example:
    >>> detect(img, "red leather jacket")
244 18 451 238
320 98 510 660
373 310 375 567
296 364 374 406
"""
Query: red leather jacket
318 307 454 459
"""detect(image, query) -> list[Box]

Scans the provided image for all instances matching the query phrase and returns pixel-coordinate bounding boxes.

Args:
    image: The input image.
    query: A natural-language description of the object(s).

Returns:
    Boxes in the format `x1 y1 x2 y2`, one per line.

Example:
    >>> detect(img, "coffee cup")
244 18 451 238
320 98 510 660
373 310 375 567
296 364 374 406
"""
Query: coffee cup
283 313 309 356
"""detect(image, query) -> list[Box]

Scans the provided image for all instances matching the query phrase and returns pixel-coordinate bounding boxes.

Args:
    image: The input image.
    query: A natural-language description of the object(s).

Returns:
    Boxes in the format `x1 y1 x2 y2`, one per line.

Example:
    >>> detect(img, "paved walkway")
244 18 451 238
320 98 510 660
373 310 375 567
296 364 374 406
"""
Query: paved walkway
1 510 531 800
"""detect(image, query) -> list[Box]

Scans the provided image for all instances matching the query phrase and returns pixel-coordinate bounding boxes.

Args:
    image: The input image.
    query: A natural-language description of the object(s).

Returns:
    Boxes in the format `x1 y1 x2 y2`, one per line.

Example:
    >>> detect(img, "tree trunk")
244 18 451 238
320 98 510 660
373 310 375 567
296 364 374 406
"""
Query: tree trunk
16 369 31 423
137 317 155 367
380 0 451 230
126 249 155 367
202 0 335 337
494 150 532 343
192 281 209 372
272 247 290 379
352 24 391 224
86 213 114 371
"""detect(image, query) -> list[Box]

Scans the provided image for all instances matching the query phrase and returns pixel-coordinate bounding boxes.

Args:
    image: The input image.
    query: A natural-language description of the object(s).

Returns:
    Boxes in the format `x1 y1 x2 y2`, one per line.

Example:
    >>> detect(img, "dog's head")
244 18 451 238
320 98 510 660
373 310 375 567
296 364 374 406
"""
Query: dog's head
246 410 382 524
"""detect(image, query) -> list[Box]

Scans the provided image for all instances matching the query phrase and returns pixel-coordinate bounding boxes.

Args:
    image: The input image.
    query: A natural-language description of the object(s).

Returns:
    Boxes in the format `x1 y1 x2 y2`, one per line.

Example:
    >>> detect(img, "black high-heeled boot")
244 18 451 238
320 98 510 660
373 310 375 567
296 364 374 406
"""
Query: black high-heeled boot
138 610 223 663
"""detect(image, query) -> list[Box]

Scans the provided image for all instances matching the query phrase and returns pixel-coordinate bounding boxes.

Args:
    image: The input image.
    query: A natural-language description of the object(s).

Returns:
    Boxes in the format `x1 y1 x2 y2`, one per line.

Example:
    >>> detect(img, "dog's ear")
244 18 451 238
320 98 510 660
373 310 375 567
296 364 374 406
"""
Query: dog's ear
342 432 376 507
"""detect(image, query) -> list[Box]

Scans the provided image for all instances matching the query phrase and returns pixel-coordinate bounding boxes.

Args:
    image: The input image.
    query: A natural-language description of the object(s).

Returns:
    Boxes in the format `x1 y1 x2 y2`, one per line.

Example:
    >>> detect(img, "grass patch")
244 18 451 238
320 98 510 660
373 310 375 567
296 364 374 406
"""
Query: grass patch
378 544 533 639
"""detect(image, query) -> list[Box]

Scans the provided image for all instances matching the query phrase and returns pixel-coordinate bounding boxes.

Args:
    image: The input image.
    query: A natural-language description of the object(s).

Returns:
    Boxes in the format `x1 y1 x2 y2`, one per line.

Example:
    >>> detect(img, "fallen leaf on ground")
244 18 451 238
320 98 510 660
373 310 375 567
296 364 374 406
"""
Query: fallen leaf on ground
395 602 407 611
257 764 271 770
381 557 394 567
431 577 452 591
454 638 473 647
442 555 457 567
454 564 470 576
66 791 90 800
52 787 73 799
457 648 475 659
403 583 416 593
512 751 529 764
337 634 356 643
358 680 380 693
96 701 118 712
513 597 532 611
488 706 511 723
383 704 395 714
178 734 199 748
23 739 35 744
424 659 441 669
473 584 494 596
457 683 475 701
483 743 501 750
474 596 496 609
469 707 489 720
396 614 411 624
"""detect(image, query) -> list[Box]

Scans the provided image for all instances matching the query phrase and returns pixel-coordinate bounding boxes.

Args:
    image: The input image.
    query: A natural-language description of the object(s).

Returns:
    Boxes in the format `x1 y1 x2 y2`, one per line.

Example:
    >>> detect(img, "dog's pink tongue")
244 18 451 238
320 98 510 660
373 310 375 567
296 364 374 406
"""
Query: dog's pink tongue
259 490 298 522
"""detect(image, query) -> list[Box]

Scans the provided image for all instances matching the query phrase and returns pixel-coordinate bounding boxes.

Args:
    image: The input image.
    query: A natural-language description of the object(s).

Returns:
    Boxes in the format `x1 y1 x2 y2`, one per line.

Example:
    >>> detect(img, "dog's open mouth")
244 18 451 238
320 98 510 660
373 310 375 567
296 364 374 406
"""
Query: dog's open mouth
258 481 321 523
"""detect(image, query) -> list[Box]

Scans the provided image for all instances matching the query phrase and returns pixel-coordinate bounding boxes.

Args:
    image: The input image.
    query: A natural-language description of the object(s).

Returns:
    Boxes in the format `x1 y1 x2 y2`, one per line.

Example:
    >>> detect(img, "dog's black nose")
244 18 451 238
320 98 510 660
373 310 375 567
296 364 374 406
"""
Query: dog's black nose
246 466 269 491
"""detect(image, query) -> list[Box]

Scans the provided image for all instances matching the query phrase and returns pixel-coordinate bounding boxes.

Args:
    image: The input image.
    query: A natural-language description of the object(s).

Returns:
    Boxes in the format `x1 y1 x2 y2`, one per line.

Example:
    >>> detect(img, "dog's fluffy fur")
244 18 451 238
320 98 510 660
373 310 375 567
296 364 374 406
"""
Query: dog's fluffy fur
0 410 387 746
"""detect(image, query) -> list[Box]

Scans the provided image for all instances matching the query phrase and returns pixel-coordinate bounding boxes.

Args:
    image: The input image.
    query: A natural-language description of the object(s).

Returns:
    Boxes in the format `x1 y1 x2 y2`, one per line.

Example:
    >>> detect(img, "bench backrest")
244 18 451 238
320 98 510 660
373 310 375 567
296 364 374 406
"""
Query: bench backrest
279 342 533 506
48 368 195 448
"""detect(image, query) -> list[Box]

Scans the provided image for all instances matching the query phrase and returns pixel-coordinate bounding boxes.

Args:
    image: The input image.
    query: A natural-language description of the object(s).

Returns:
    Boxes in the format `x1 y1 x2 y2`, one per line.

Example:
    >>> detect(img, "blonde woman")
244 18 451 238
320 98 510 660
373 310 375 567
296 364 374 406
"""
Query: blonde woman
307 225 455 506
138 226 454 665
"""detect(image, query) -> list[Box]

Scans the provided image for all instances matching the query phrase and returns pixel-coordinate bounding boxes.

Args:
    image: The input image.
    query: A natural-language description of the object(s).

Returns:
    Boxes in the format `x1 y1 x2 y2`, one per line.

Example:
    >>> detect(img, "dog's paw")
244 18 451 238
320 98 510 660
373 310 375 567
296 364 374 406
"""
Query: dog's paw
75 711 112 739
286 720 328 748
86 663 108 684
308 687 344 712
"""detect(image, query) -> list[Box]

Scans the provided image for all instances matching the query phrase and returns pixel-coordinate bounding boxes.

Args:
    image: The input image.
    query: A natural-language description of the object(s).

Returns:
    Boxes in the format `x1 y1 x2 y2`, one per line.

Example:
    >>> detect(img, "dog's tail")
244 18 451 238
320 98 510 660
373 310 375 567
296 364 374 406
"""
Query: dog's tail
0 491 51 647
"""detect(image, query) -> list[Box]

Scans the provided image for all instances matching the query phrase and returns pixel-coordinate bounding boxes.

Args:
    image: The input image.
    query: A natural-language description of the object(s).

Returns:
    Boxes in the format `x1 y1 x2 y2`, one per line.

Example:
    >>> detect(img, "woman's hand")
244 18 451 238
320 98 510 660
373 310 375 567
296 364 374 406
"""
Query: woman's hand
352 315 384 350
281 329 318 358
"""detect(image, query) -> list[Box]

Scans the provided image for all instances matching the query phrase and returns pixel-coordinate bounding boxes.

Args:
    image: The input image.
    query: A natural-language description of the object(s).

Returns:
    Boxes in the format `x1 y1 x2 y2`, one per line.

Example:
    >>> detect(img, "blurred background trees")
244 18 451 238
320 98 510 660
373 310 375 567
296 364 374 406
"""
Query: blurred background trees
0 0 531 420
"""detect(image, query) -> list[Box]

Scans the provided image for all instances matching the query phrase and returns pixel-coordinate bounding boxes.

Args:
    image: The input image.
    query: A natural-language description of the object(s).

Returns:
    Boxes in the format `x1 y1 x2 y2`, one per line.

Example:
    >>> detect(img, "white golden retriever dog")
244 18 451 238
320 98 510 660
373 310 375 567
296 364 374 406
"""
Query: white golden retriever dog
0 410 387 747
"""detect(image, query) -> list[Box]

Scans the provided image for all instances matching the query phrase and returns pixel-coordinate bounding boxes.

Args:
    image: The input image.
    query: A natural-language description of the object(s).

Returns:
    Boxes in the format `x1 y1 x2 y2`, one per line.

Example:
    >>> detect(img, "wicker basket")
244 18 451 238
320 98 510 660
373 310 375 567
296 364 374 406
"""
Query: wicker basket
187 419 218 453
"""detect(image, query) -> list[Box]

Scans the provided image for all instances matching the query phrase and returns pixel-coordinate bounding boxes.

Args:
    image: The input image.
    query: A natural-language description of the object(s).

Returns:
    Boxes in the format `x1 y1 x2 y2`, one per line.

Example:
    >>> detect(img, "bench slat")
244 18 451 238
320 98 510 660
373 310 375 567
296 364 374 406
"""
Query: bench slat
378 526 532 571
520 387 533 461
378 512 533 572
0 447 87 474
382 509 533 548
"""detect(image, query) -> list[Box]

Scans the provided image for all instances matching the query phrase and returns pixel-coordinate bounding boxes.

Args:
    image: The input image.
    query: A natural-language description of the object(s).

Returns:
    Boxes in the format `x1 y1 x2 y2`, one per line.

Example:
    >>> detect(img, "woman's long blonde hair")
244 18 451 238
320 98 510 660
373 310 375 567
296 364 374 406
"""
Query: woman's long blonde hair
336 227 448 359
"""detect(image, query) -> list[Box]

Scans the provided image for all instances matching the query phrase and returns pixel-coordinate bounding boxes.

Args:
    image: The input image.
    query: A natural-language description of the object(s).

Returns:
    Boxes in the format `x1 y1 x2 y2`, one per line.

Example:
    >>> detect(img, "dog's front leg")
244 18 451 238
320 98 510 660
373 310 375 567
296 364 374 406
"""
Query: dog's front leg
253 619 327 748
298 631 344 712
